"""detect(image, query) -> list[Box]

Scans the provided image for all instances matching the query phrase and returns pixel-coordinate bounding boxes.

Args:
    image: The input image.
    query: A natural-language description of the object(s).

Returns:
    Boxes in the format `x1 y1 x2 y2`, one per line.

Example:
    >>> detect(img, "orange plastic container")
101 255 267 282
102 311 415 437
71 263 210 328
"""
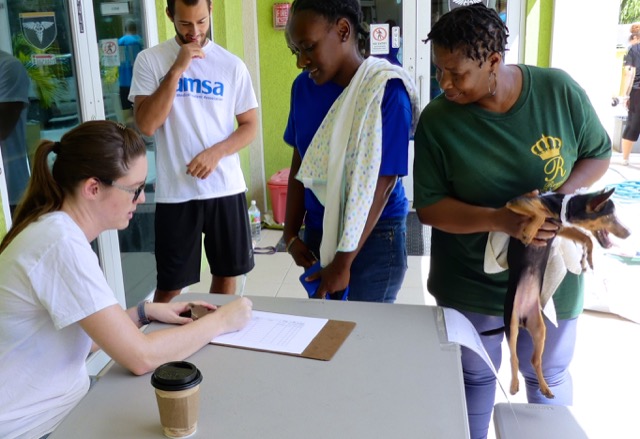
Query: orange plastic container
267 168 290 224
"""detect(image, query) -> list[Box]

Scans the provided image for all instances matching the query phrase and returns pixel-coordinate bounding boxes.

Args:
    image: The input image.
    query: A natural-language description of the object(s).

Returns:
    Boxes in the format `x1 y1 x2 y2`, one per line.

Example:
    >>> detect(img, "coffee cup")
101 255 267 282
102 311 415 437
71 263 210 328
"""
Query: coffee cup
151 361 203 438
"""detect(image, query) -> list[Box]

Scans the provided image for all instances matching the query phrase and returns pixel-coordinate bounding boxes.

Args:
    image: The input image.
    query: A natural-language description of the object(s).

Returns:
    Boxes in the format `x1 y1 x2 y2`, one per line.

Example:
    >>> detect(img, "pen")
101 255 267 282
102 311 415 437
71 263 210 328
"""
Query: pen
240 274 247 297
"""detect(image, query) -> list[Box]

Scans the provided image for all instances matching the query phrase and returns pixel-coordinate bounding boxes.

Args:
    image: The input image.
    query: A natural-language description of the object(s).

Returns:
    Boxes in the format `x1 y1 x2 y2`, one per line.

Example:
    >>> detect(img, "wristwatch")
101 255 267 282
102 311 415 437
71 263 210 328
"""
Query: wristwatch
137 300 151 325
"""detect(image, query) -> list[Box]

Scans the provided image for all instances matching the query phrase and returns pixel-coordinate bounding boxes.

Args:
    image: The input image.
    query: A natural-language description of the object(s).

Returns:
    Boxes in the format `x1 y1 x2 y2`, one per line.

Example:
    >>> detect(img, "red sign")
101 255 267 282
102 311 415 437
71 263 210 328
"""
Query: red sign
273 3 290 30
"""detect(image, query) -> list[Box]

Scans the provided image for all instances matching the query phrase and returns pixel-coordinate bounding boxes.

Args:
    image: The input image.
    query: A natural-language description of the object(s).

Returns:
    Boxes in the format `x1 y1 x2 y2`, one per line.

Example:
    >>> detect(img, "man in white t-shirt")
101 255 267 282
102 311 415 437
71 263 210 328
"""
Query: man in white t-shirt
130 0 258 303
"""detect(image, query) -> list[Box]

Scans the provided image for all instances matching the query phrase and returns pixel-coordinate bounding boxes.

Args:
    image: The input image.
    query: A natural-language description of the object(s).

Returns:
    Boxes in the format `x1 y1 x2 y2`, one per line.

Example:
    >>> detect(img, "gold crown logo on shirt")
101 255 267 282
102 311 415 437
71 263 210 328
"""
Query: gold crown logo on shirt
531 135 562 160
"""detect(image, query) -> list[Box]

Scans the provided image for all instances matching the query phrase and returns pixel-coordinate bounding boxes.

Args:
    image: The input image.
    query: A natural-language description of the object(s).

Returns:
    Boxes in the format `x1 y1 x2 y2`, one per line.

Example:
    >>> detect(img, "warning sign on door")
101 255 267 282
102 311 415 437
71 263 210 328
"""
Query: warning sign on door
369 23 389 55
100 38 120 67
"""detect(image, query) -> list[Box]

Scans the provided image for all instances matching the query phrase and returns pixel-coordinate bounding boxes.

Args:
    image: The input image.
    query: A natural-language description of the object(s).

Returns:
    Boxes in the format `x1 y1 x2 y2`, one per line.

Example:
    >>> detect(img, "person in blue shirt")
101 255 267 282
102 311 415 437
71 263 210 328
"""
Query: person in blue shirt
282 0 418 303
118 20 143 111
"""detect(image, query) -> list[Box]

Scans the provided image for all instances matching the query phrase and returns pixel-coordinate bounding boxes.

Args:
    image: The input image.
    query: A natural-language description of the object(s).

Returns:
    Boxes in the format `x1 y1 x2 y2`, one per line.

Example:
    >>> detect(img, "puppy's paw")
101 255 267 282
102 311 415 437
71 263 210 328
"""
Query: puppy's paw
586 252 594 271
579 251 589 272
539 383 555 399
520 236 534 246
510 378 520 395
520 226 538 246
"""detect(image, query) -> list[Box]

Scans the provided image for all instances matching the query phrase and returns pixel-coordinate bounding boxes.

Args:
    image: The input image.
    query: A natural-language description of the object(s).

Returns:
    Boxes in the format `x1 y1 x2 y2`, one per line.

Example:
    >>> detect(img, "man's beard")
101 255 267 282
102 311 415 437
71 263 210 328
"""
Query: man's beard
174 25 205 46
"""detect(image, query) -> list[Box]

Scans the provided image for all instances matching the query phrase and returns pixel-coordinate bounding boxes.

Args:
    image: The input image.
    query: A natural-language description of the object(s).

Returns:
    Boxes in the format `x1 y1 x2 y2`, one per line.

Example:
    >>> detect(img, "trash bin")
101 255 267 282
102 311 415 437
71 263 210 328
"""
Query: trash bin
267 168 289 225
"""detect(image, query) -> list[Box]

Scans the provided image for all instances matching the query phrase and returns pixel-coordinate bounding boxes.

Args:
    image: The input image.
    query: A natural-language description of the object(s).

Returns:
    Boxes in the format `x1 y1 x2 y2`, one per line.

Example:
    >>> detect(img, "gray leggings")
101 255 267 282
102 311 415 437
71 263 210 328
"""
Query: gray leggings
459 310 578 439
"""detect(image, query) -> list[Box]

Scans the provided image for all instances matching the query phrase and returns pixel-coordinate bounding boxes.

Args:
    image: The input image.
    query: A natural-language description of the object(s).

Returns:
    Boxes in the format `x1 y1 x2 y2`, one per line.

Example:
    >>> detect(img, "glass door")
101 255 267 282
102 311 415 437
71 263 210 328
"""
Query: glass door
92 0 158 308
0 0 83 217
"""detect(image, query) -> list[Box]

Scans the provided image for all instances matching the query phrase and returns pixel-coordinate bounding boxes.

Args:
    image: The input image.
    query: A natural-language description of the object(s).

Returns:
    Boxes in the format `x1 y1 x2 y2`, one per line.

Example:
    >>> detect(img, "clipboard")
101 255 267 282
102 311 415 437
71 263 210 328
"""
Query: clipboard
209 309 356 361
298 319 356 360
212 318 356 361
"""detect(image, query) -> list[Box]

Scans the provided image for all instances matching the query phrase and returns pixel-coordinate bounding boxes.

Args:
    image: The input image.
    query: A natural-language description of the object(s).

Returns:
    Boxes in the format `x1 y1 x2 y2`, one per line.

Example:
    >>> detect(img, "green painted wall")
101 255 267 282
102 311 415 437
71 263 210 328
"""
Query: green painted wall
156 1 171 42
256 1 300 189
524 0 554 67
210 1 252 189
213 1 244 56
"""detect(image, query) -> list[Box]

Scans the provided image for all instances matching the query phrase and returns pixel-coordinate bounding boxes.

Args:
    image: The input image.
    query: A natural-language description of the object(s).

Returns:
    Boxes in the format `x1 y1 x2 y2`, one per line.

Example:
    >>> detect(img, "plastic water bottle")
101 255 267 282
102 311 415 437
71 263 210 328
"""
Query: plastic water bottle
248 200 261 244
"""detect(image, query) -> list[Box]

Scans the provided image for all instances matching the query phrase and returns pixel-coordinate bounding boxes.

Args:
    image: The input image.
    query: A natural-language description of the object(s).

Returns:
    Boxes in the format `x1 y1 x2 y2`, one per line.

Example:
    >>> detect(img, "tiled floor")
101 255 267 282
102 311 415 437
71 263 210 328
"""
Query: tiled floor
187 153 640 439
189 228 434 305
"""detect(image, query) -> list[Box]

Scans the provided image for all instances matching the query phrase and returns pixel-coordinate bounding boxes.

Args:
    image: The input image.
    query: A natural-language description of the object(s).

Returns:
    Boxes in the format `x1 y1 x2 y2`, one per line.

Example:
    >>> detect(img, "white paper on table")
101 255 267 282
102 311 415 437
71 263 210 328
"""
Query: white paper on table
441 307 511 400
211 310 328 355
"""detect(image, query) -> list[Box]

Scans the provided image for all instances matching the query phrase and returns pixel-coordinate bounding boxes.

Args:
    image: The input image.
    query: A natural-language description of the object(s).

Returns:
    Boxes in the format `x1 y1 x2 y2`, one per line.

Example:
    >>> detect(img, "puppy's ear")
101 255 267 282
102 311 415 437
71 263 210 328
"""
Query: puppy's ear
589 188 615 213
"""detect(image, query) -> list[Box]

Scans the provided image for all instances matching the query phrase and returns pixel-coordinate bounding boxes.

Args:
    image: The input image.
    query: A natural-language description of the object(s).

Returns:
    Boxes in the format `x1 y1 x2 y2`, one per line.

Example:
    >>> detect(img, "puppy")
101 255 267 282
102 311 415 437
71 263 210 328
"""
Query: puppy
504 188 630 398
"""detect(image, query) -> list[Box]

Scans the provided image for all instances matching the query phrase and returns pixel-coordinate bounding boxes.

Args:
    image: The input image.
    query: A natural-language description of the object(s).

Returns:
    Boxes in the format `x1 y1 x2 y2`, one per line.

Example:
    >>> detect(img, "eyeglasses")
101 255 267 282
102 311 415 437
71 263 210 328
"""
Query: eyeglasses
98 178 146 203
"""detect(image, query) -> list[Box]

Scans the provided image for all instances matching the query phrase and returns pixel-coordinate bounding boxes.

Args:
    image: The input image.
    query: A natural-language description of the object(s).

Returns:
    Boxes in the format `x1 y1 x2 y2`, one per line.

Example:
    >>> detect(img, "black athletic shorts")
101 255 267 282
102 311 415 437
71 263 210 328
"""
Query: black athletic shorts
154 193 254 291
119 87 132 110
623 88 640 141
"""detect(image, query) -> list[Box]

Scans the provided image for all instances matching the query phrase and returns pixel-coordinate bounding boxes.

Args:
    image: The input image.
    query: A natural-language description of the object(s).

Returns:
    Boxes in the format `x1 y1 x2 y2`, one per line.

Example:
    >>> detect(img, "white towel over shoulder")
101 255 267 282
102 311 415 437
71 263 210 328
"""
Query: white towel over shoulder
296 57 419 266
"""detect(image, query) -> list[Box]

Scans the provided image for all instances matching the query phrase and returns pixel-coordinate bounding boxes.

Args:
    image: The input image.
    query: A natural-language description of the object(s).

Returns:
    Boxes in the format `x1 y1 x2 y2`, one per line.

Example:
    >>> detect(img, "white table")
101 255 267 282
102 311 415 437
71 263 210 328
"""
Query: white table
50 293 469 438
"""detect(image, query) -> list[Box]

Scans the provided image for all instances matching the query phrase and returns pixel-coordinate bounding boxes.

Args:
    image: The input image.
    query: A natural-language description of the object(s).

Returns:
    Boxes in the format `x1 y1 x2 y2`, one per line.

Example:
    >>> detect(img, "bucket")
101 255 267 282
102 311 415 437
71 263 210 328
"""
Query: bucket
267 168 290 224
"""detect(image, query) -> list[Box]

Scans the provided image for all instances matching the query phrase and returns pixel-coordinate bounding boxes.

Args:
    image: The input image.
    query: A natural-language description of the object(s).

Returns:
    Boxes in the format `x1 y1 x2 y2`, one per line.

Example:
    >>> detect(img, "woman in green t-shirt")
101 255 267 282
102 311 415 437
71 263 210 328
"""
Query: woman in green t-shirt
413 5 611 439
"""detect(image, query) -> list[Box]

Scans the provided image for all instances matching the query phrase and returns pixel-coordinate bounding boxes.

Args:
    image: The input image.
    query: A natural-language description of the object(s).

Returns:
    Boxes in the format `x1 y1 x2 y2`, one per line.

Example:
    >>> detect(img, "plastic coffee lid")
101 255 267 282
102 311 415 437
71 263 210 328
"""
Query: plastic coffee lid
151 361 203 391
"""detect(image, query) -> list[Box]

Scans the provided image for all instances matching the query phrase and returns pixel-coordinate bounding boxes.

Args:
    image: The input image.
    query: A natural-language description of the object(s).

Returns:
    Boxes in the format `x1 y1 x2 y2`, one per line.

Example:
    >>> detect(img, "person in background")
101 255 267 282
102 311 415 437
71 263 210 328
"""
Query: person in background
498 1 507 22
0 120 252 439
118 20 143 113
413 5 611 438
130 0 259 303
282 0 419 302
620 31 640 166
624 32 640 56
0 50 30 214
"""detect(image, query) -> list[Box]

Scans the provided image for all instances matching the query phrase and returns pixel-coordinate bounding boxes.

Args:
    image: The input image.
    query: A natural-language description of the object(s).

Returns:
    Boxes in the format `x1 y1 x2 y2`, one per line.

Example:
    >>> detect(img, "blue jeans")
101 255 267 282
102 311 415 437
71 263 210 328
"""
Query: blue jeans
304 217 407 303
458 310 577 439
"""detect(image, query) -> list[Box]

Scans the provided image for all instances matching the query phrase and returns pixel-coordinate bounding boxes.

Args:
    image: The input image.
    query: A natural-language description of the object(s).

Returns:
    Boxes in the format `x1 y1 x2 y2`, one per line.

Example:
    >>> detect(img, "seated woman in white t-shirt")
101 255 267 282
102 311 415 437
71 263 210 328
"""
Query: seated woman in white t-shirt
0 120 253 439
